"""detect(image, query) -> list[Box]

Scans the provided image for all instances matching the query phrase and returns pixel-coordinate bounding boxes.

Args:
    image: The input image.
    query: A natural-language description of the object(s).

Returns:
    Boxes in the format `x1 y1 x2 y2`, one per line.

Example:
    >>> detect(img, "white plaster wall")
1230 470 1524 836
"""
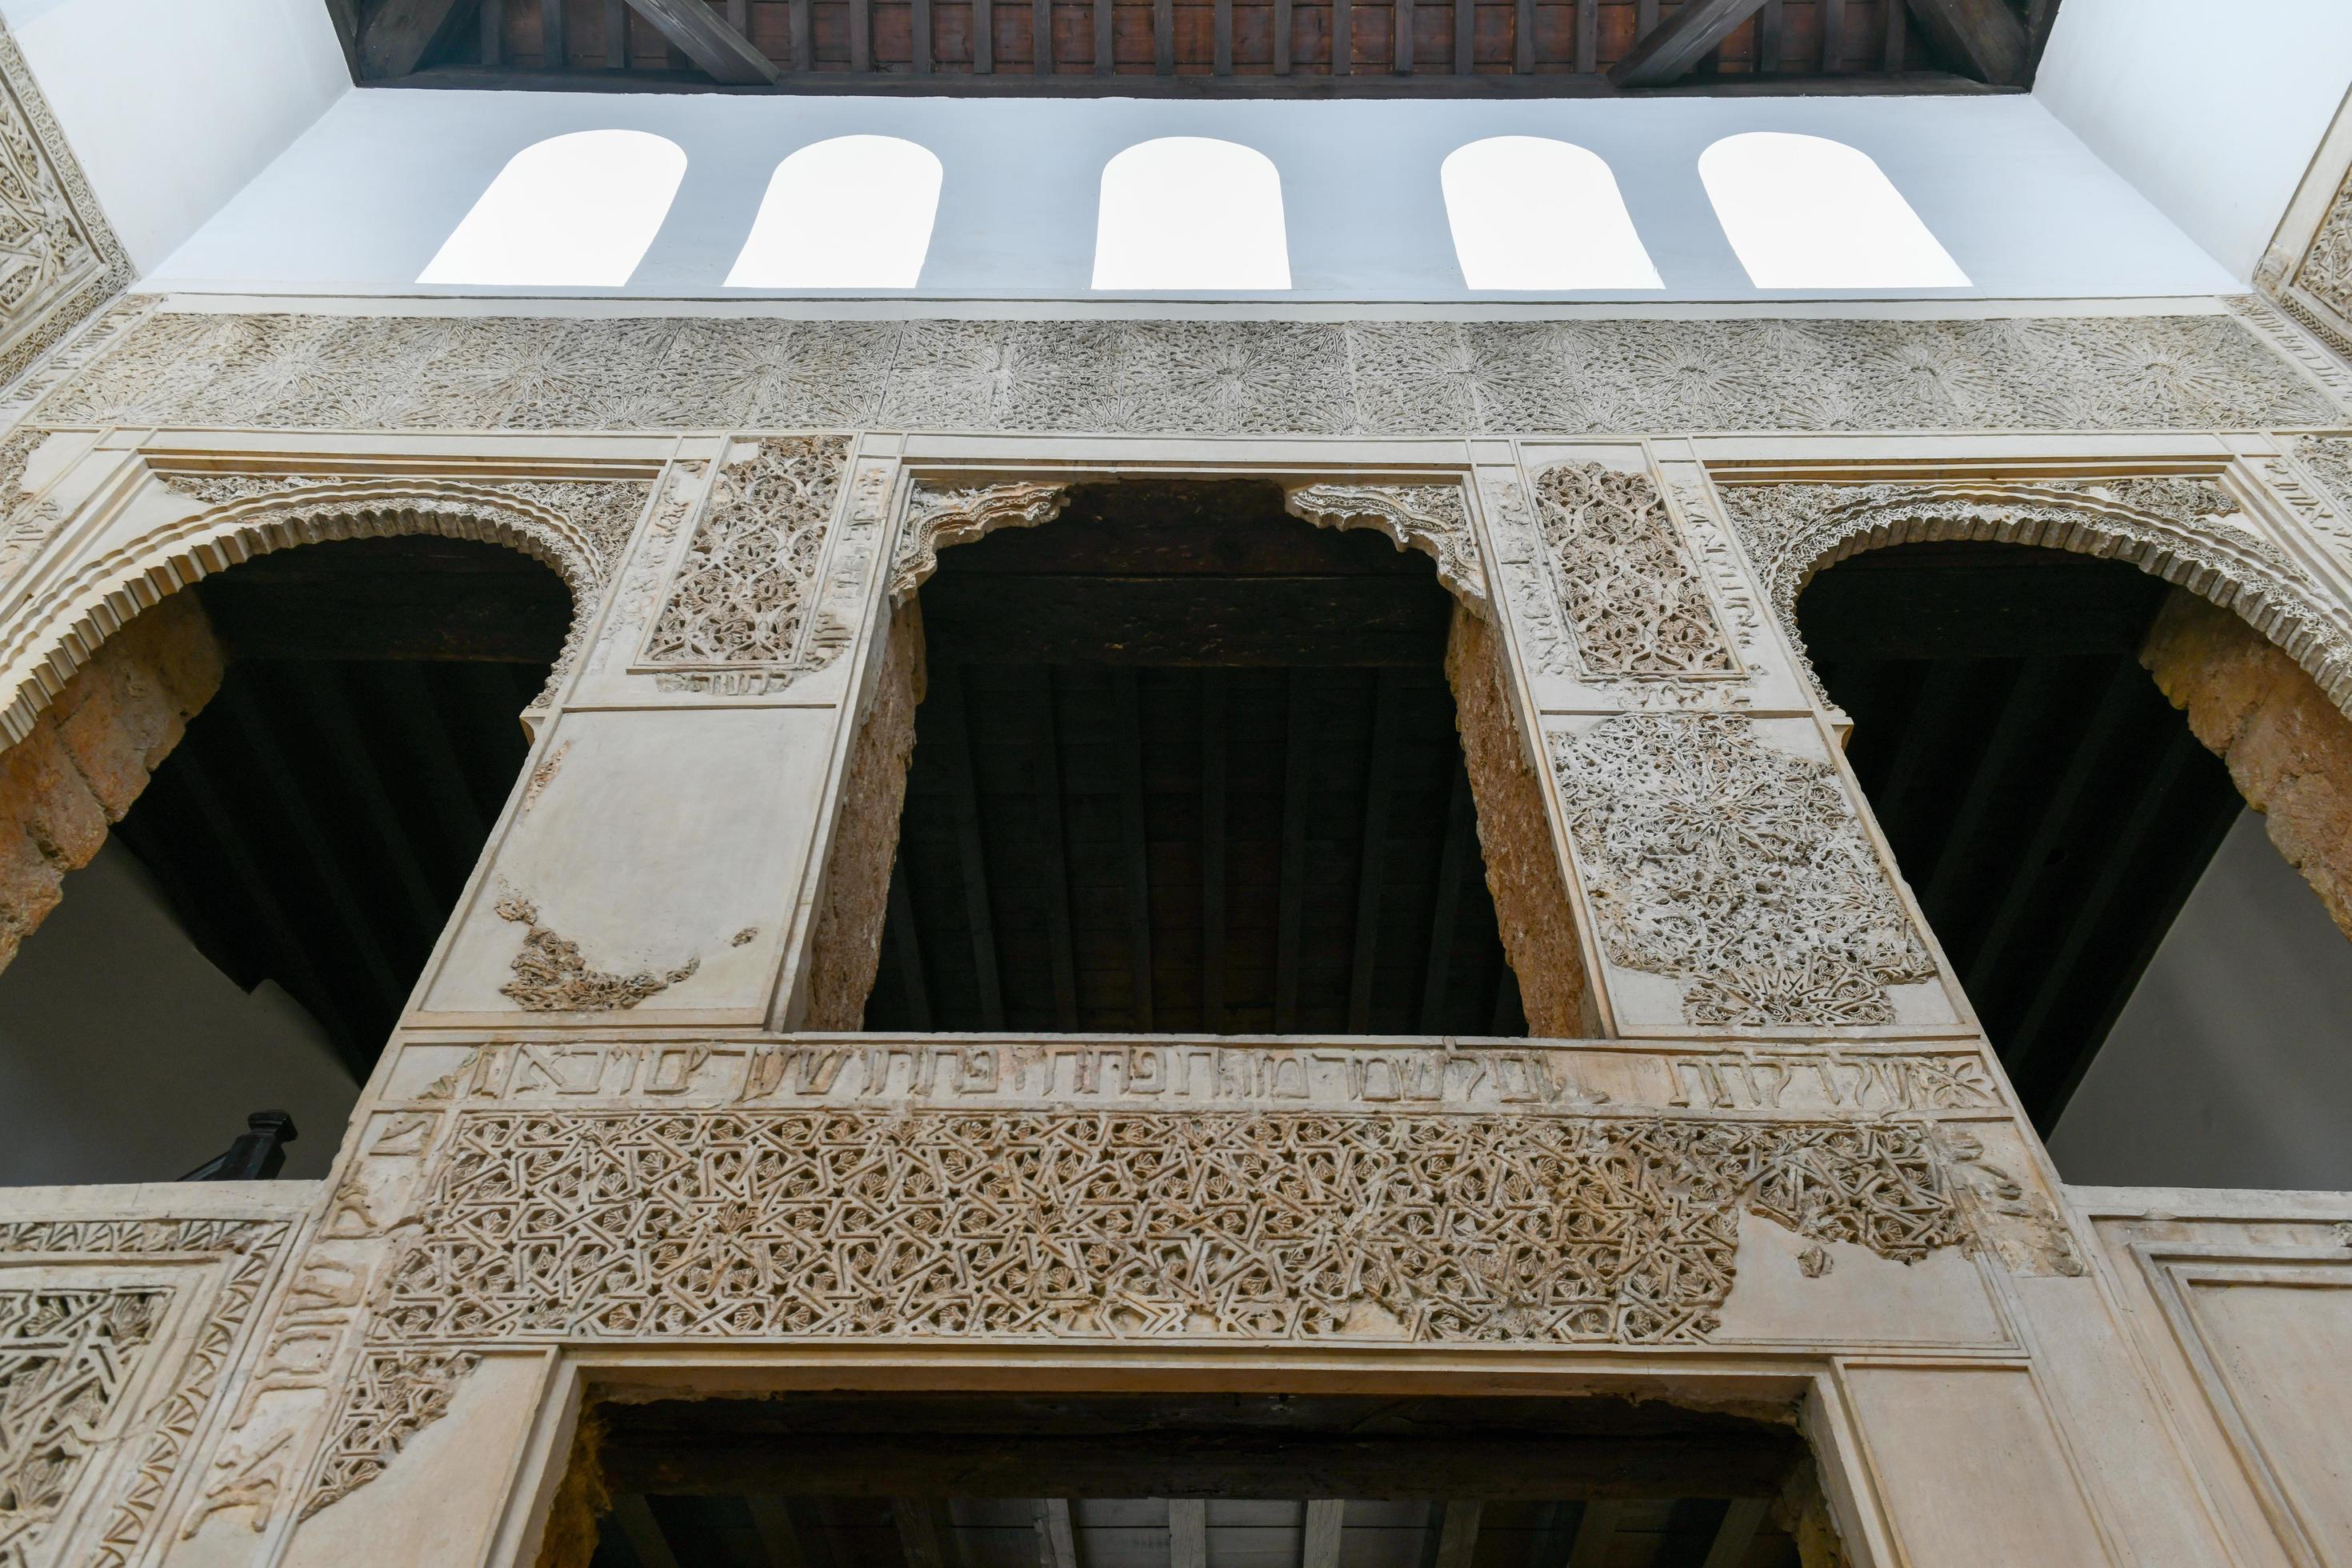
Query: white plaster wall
2051 811 2352 1191
0 0 348 273
146 88 2236 303
2036 0 2352 283
0 840 357 1185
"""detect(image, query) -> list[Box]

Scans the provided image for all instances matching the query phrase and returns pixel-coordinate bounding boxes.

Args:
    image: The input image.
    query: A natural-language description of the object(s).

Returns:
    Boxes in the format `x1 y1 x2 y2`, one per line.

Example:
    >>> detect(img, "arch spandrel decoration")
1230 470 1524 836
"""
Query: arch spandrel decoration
886 475 1493 618
0 475 645 746
1716 476 2352 718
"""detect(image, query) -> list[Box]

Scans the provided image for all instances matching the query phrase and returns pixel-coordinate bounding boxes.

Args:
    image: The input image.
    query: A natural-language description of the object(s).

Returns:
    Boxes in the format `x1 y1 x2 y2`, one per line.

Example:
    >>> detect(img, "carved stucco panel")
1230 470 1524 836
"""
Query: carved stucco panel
2294 169 2352 328
1548 712 1940 1028
0 1218 290 1568
641 435 852 674
362 1106 1974 1350
0 19 130 394
23 310 2342 436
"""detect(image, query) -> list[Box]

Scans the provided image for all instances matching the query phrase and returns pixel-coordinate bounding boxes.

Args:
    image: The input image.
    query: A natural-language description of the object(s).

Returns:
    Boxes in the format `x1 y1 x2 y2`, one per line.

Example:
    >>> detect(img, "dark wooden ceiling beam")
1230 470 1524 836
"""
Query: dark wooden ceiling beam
1026 666 1080 1030
1034 0 1052 70
1566 1501 1621 1568
1346 670 1399 1033
1902 0 2028 83
1275 670 1311 1031
621 0 782 82
605 1431 1802 1501
1959 660 2142 1004
2002 734 2194 1094
614 1497 684 1568
934 663 1006 1029
286 665 443 944
1201 671 1228 1033
605 0 630 68
1609 0 1769 86
1114 669 1155 1031
541 0 566 63
1452 0 1471 74
218 682 409 1024
1094 0 1114 74
356 0 474 77
1700 1499 1768 1568
888 861 934 1030
168 742 364 1072
1418 763 1471 1033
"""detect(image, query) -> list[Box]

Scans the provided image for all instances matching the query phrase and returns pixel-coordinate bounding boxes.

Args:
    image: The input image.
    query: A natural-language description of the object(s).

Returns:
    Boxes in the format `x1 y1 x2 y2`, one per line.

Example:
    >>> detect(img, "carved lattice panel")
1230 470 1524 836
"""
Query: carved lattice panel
0 1289 167 1568
371 1108 1966 1348
642 436 851 666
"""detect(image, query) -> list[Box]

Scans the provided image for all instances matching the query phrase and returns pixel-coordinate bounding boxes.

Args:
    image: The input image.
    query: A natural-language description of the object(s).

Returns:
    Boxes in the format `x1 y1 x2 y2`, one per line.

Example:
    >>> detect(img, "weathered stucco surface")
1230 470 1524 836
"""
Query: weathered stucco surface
800 606 926 1030
1445 606 1594 1037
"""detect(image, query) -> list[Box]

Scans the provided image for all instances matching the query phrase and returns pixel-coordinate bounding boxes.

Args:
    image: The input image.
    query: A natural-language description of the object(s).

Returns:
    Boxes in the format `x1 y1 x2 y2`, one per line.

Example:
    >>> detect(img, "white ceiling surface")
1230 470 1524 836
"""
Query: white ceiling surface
139 88 2238 305
2034 0 2352 285
0 0 348 272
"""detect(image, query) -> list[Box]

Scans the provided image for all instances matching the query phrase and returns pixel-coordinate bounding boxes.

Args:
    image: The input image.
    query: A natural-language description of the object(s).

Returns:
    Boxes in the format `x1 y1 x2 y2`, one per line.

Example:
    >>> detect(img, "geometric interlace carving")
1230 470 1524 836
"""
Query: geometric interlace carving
370 1110 1966 1347
0 1290 166 1568
2298 168 2352 323
1550 714 1938 1026
1531 462 1735 677
642 435 850 664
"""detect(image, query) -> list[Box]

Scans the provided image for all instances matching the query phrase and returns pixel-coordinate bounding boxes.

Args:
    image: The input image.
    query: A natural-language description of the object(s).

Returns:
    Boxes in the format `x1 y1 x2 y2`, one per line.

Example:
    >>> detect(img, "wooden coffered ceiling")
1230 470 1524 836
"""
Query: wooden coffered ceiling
334 0 2056 94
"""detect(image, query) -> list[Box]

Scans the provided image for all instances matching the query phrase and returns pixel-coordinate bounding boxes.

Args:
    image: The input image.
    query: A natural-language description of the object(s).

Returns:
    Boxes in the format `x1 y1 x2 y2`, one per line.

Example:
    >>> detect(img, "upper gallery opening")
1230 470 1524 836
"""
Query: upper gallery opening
857 479 1535 1037
338 0 2054 95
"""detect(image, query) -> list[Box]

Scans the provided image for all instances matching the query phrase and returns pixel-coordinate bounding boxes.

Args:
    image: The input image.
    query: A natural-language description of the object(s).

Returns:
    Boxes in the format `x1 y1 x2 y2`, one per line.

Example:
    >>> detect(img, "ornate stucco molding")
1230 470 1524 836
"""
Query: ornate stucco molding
1717 478 2352 715
0 20 132 396
20 309 2342 436
891 478 1070 602
1548 712 1939 1028
0 1217 291 1568
0 477 642 744
642 436 854 682
1282 482 1485 609
1526 462 1736 678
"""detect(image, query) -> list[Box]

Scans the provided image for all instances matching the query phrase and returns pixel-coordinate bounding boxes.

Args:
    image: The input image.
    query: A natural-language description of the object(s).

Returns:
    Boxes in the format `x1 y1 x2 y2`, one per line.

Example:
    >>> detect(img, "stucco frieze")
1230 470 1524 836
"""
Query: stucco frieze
22 309 2342 436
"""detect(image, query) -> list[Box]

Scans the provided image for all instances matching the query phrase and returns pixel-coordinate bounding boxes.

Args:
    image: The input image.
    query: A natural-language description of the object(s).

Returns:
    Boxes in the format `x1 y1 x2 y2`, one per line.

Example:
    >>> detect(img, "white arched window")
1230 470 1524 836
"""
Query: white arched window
1698 132 1969 290
1092 138 1290 291
1441 137 1662 291
726 136 943 289
419 130 686 288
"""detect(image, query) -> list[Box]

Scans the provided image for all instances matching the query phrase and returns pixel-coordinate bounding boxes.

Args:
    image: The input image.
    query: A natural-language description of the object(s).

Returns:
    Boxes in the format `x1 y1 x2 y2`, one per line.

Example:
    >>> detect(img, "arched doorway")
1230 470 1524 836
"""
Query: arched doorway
1775 482 2352 1187
0 524 574 1183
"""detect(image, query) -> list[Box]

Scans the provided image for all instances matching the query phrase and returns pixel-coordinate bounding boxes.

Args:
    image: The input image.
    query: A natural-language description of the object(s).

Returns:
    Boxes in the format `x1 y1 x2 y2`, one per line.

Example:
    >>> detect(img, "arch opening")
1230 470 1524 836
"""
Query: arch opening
810 478 1592 1038
1698 132 1968 290
726 135 944 290
420 129 687 288
1798 538 2352 1190
1441 137 1663 291
1092 138 1292 291
0 532 572 1184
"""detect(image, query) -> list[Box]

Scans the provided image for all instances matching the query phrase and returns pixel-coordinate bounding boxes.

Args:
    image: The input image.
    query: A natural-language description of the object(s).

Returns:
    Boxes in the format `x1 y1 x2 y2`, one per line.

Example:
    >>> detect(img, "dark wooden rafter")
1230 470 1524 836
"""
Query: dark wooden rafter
216 682 407 1022
1201 670 1228 1032
1274 669 1312 1032
1346 670 1399 1034
1418 763 1471 1032
1026 666 1080 1030
934 662 1006 1029
355 0 472 76
888 861 934 1030
1609 0 1768 86
618 0 780 78
1113 669 1155 1031
369 0 2041 89
1902 0 2028 82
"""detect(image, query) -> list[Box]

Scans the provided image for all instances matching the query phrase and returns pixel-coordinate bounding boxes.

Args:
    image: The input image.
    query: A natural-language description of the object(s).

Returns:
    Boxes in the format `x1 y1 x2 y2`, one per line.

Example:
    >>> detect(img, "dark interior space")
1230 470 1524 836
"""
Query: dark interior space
588 1393 1810 1568
105 534 568 1078
862 479 1525 1037
1798 542 2244 1130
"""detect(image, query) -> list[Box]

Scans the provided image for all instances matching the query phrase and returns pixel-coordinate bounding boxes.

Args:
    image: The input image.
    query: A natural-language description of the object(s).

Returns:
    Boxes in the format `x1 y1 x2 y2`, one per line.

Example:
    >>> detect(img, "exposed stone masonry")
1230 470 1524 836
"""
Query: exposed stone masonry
0 594 220 970
2143 586 2352 940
